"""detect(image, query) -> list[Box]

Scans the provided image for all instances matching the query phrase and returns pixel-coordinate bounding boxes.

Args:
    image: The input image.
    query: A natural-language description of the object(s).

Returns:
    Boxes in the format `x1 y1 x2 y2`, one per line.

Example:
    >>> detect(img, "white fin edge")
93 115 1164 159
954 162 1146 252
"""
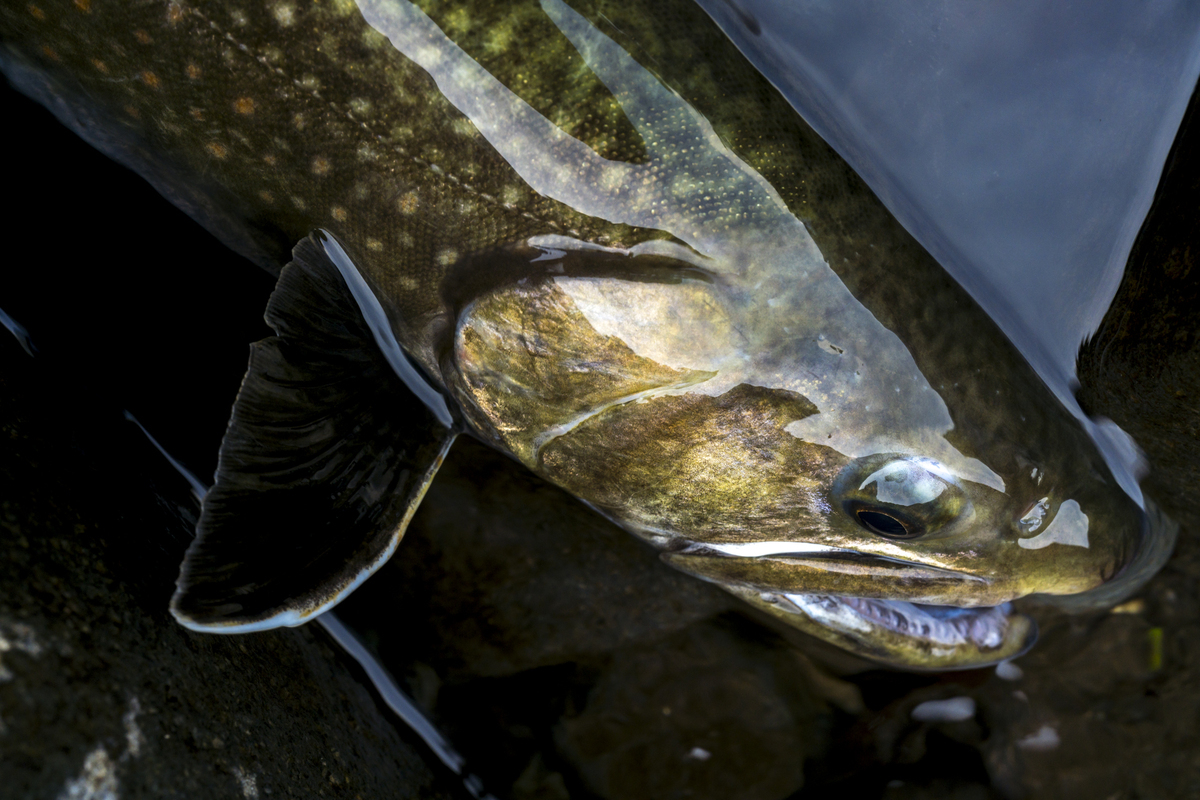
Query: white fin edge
171 433 456 634
317 231 455 429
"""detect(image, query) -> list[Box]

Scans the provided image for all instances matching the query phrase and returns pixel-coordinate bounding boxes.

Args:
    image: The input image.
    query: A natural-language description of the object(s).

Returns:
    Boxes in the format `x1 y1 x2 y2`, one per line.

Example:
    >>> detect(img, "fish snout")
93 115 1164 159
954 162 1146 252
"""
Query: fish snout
1010 484 1148 600
1025 497 1178 612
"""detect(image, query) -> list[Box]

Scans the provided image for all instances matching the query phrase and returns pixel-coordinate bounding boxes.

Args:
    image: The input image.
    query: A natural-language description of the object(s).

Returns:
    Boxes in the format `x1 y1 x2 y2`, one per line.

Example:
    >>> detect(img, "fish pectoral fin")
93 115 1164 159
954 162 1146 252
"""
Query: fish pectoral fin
171 231 456 633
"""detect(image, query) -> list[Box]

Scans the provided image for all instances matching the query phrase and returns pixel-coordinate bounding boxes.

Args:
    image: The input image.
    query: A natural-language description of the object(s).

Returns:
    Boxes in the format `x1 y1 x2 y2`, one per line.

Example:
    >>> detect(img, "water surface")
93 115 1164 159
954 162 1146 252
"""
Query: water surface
700 0 1200 385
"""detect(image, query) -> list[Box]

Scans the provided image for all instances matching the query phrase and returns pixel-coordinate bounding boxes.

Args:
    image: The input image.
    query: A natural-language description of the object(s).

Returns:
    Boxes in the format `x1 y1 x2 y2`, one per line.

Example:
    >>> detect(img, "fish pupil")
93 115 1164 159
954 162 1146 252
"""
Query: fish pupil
857 510 912 538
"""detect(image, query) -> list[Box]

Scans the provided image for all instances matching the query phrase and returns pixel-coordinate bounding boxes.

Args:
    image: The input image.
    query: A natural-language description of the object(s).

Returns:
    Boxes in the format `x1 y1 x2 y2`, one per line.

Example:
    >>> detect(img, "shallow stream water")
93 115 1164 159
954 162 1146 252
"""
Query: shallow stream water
2 3 1199 798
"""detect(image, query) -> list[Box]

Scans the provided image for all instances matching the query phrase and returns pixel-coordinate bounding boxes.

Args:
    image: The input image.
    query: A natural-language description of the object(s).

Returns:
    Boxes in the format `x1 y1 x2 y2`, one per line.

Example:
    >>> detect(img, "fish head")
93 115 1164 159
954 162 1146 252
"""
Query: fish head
392 0 1152 671
444 246 1150 670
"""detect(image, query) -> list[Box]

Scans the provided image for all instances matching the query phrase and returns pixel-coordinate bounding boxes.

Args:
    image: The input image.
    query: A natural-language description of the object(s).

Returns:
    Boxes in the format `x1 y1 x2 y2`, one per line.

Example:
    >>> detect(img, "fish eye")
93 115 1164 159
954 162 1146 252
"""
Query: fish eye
855 509 920 539
835 455 970 541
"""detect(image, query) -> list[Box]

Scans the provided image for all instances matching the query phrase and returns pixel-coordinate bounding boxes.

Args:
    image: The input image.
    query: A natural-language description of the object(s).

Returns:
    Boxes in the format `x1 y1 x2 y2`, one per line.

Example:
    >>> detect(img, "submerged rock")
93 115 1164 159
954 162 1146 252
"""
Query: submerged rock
0 346 459 800
554 620 824 800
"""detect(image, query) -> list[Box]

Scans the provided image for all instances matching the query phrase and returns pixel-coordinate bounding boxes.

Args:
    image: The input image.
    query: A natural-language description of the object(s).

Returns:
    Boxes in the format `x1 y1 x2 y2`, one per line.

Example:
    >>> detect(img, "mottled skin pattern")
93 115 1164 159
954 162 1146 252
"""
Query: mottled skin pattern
1 0 1152 668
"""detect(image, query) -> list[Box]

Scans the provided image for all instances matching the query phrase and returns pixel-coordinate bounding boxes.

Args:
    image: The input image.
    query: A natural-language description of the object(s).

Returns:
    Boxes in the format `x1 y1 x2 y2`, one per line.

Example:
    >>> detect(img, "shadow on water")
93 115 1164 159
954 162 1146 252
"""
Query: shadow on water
3 11 1200 800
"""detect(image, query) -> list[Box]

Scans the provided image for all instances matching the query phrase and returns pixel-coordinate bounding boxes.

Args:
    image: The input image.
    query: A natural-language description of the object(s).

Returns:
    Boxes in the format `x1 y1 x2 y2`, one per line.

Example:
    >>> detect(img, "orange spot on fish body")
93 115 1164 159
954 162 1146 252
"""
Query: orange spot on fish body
124 105 140 119
27 4 45 20
397 192 419 214
134 30 152 44
234 97 256 115
206 142 228 159
73 0 91 12
91 58 109 73
167 2 184 23
186 64 201 80
331 206 348 222
311 157 330 176
41 45 59 61
140 71 160 89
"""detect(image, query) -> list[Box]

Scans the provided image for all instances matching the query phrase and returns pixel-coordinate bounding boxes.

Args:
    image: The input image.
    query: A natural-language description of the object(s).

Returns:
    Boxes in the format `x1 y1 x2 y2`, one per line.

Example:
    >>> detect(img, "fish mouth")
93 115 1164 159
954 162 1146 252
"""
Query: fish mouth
776 594 1017 653
664 542 1037 669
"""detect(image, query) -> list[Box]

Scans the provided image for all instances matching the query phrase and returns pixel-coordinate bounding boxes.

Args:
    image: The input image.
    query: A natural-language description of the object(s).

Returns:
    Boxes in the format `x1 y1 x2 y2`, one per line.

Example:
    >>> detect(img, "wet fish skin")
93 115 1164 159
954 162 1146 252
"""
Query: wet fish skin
1 0 1152 669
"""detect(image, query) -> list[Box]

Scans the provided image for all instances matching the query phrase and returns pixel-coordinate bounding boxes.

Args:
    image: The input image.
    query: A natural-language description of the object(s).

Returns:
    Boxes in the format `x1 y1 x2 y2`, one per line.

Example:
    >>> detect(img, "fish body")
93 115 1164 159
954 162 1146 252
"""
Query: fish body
1 0 1168 668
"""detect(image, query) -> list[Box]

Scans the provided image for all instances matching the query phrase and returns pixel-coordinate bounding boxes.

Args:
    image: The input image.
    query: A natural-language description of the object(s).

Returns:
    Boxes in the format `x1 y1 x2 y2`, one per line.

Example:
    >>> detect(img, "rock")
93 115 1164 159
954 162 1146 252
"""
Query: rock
554 619 826 800
0 345 460 800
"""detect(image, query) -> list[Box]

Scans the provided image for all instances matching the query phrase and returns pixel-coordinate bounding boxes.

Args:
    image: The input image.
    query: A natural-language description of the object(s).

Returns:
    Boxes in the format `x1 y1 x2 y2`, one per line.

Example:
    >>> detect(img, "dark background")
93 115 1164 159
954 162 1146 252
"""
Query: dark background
4 64 1199 799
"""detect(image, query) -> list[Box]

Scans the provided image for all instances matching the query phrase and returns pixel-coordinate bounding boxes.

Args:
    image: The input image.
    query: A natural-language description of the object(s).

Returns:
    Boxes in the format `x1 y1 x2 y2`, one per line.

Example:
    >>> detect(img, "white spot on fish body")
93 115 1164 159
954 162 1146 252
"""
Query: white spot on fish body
450 118 478 139
272 3 295 26
500 186 522 207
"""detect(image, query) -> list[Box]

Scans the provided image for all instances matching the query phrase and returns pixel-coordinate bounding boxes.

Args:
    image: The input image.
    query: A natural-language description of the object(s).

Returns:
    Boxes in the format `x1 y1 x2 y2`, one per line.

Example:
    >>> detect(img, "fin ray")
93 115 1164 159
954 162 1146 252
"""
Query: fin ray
172 231 456 631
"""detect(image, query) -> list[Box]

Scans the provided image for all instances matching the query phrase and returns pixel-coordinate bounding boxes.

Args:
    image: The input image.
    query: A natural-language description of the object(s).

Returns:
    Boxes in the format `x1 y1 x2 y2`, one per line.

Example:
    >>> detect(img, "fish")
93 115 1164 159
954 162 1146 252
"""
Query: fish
0 0 1173 670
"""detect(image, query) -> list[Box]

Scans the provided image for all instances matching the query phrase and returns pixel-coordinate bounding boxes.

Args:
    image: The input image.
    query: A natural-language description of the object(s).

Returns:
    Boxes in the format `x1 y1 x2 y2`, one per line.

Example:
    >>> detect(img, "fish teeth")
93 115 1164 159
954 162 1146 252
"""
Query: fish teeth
785 594 1007 647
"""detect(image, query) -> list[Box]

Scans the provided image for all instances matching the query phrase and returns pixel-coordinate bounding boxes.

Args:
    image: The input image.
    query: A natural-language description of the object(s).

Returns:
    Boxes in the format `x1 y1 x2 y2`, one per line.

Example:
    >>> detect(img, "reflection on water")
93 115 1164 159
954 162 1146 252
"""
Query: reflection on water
700 0 1200 381
2 1 1199 798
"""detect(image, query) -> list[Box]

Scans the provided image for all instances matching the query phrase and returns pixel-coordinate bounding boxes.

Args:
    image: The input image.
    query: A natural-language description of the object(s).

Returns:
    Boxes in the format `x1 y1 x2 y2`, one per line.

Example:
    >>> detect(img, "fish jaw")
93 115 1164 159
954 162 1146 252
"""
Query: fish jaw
726 584 1036 671
663 550 1015 607
664 548 1037 669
